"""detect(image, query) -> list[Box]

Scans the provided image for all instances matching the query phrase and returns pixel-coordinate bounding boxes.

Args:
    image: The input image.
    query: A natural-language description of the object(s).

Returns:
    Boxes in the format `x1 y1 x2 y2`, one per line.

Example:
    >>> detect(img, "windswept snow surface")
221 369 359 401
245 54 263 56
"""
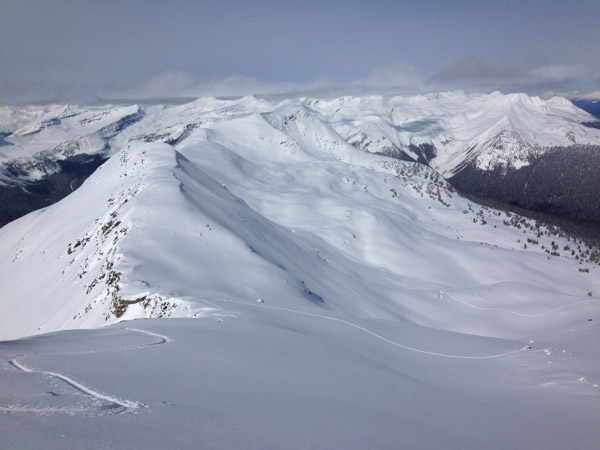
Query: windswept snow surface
1 94 599 448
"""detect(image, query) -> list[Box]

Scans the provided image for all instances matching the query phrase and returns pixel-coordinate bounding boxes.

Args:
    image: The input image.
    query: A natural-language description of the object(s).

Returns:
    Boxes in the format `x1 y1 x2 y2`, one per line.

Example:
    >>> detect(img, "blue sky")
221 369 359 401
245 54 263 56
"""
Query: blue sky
1 0 598 103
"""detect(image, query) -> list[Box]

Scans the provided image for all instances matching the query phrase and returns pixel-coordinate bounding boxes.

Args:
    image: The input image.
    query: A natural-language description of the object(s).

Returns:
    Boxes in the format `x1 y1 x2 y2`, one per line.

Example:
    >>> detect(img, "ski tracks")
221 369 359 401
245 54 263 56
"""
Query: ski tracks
3 327 171 415
211 298 525 359
7 288 577 416
439 290 600 318
8 358 139 410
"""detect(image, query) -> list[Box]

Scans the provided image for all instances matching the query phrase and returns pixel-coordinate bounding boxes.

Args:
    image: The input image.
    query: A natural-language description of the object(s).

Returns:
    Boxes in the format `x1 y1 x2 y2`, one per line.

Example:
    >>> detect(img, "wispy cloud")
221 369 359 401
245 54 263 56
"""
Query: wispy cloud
0 80 58 105
540 90 600 101
98 63 597 103
529 64 587 84
428 57 518 87
428 57 591 93
351 64 423 91
2 62 597 105
101 71 332 100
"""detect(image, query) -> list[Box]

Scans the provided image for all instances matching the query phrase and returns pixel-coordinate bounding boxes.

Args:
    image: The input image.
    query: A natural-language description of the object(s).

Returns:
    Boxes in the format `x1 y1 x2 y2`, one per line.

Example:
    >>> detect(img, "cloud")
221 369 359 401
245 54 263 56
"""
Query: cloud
529 64 587 84
99 63 594 103
428 57 519 87
109 71 197 99
355 64 422 90
3 62 596 105
577 90 600 100
101 71 332 100
540 90 600 101
428 57 592 93
104 65 428 102
0 80 58 105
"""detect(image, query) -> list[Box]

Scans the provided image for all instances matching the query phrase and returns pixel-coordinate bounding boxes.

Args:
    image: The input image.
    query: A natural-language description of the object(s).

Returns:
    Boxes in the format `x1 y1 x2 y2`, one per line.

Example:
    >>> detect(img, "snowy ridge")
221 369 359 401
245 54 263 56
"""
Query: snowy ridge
0 104 598 340
0 137 454 339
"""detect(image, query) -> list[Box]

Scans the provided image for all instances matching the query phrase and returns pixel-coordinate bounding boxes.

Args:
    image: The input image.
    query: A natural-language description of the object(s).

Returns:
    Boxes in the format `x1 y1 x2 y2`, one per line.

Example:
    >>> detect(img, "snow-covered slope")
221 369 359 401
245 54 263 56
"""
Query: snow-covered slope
2 312 599 449
0 136 449 339
1 94 600 448
1 103 598 340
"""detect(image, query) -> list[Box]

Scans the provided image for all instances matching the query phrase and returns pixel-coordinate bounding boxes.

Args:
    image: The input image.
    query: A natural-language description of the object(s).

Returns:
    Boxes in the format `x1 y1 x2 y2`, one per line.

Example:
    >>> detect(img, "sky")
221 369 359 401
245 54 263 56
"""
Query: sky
1 0 599 103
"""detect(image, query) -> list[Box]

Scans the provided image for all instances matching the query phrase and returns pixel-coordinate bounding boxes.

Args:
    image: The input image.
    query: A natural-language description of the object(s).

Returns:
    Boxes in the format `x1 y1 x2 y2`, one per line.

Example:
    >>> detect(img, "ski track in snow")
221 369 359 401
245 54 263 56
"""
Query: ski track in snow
2 328 171 415
200 299 239 319
210 298 526 359
124 327 172 345
4 288 594 418
8 358 139 411
440 290 600 317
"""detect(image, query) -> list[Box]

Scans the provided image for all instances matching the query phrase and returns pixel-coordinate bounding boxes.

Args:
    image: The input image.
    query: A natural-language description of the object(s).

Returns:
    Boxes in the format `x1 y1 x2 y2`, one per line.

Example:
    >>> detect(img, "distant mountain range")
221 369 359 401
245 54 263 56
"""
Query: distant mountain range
1 92 600 227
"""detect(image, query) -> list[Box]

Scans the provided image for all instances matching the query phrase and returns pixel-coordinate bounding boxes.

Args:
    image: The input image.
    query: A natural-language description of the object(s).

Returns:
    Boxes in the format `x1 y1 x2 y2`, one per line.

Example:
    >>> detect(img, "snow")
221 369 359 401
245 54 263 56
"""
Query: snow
306 91 600 175
2 92 600 185
1 309 599 449
1 93 599 448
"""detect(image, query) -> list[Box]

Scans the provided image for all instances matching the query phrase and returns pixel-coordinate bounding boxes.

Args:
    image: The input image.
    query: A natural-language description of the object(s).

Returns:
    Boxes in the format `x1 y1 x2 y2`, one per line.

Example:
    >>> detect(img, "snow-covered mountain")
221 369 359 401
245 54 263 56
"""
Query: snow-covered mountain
1 94 600 448
2 94 598 339
2 92 599 224
2 92 598 183
306 92 600 174
0 103 141 183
